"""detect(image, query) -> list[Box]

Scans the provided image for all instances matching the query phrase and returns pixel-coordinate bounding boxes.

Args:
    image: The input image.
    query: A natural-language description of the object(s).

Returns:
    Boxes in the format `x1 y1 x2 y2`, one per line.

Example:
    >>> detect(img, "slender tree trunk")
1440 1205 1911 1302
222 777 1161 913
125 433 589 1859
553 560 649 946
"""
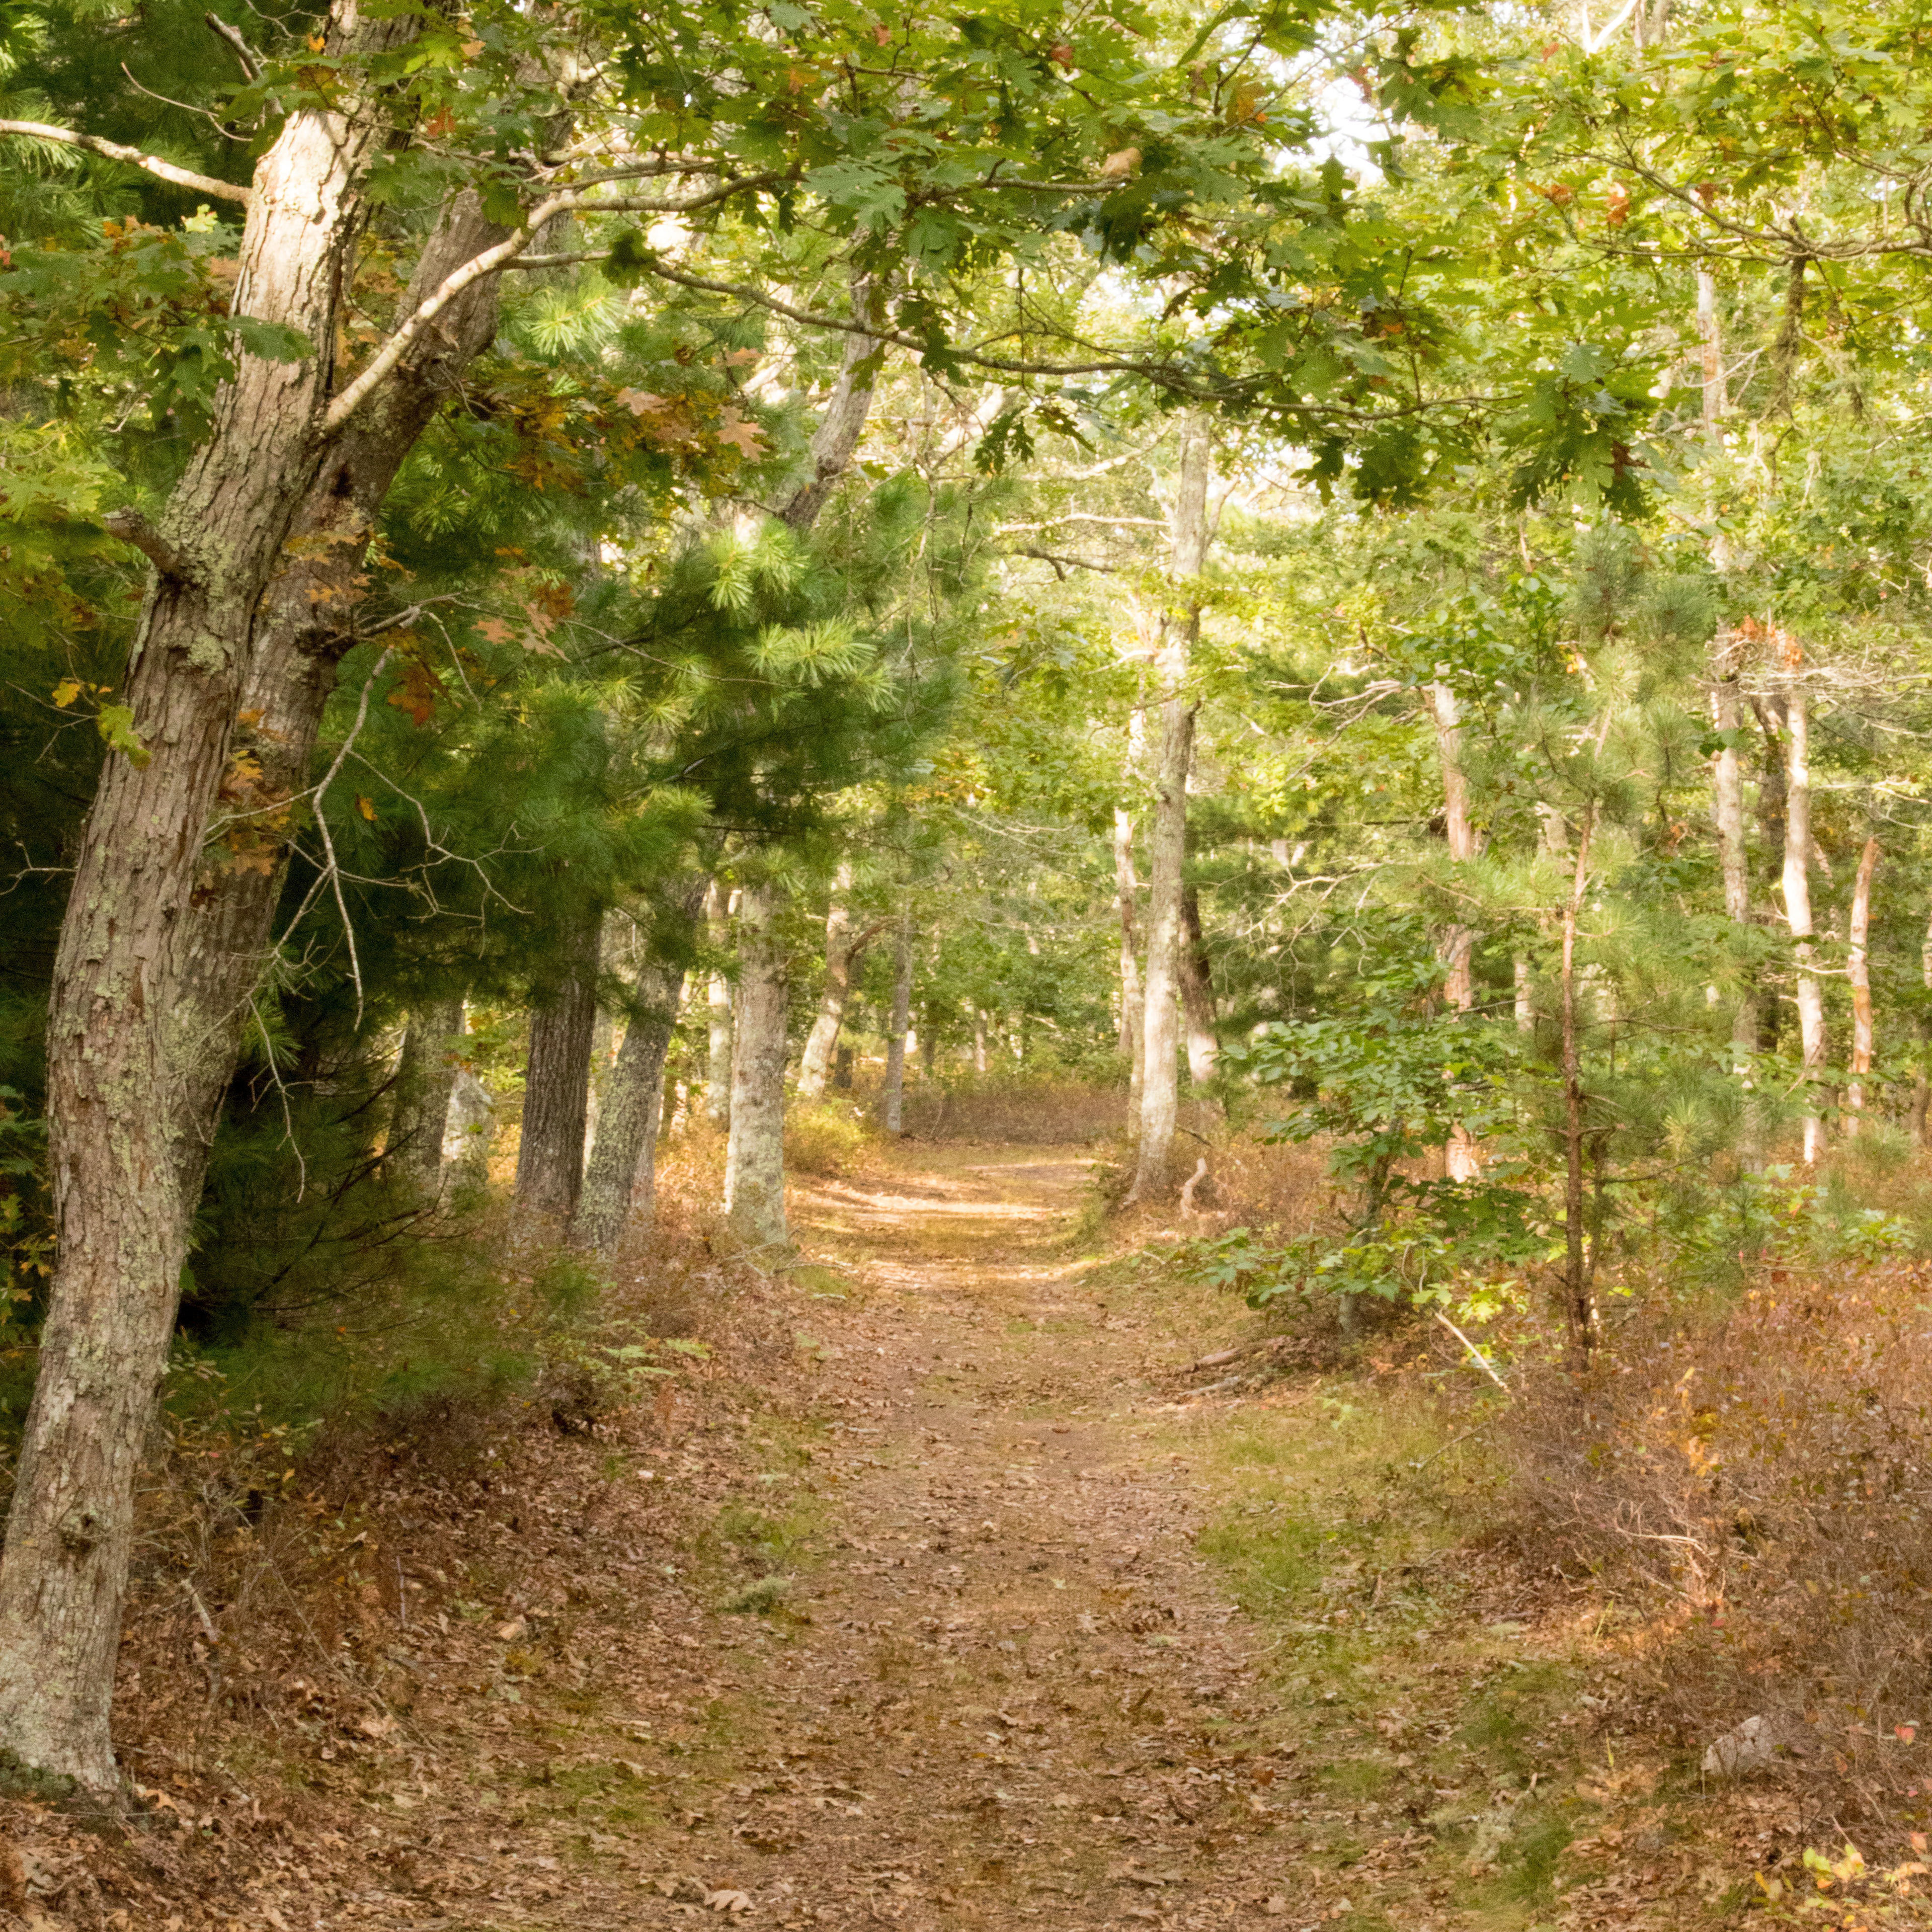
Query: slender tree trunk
515 903 602 1217
1914 905 1932 1148
1846 837 1880 1131
572 881 707 1252
973 1008 988 1075
1113 809 1145 1113
1130 416 1211 1201
1429 680 1482 1181
1697 268 1727 435
921 1020 937 1082
387 998 465 1195
1781 675 1827 1164
797 864 878 1102
0 0 430 1789
1561 808 1600 1365
703 880 734 1126
1514 957 1534 1032
723 881 789 1251
1710 663 1756 1065
881 909 914 1137
1178 883 1219 1085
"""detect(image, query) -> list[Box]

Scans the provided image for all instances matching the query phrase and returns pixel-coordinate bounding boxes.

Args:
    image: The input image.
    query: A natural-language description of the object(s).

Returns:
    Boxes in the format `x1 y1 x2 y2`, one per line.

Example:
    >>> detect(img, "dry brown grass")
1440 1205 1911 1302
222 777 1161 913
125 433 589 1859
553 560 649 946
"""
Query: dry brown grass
896 1074 1128 1144
1497 1261 1932 1821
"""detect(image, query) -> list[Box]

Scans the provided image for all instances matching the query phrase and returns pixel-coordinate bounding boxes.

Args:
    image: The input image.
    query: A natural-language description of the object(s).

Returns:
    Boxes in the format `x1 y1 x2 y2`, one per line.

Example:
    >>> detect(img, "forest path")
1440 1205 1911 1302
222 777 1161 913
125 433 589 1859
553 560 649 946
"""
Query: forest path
523 1144 1450 1932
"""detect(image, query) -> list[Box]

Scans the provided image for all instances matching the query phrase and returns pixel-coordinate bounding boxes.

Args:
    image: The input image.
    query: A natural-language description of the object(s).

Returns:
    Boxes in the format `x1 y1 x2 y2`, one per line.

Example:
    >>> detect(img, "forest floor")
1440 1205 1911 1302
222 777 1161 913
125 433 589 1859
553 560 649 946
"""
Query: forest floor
5 1143 1791 1932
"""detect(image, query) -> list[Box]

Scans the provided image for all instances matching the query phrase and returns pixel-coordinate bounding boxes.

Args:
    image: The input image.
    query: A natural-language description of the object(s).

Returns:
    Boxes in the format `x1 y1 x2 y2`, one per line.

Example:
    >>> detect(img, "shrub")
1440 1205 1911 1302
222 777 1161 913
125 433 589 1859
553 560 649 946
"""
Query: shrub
784 1098 875 1175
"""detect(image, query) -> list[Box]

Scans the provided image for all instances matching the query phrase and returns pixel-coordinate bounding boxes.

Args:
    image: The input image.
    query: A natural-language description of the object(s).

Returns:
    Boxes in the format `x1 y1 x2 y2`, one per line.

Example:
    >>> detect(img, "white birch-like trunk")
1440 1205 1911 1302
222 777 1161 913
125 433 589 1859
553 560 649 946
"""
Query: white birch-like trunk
1514 958 1534 1033
1847 837 1880 1130
723 881 789 1252
1782 678 1827 1163
1698 268 1727 435
882 909 914 1136
387 998 465 1195
1130 416 1211 1200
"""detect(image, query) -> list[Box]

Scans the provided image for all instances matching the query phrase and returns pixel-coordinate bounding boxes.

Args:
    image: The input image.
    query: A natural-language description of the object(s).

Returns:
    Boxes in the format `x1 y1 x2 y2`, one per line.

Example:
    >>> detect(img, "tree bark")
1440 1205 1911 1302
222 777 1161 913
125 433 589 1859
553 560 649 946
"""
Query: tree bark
1560 807 1600 1366
881 909 914 1137
1846 837 1880 1131
972 1007 988 1075
0 0 429 1789
387 998 465 1194
515 902 602 1217
1428 680 1481 1181
1710 662 1756 1064
1781 672 1827 1164
1178 882 1218 1085
1113 809 1145 1112
796 864 879 1102
703 879 734 1125
1514 957 1534 1032
1915 905 1932 1148
571 880 708 1252
723 881 790 1251
1697 268 1727 435
1129 416 1211 1201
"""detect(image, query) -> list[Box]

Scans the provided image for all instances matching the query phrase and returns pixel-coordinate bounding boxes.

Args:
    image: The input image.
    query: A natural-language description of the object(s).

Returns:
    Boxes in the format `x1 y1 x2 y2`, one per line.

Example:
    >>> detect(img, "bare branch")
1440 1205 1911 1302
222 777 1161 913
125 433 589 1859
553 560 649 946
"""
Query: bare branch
321 174 788 435
0 118 250 205
102 507 194 579
203 12 262 81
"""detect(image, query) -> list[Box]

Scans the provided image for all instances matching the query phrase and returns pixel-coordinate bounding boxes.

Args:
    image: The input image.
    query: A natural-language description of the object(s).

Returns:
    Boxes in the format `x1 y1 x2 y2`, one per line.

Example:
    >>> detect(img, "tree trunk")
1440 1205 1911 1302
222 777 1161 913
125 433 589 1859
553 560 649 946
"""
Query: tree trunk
1130 416 1211 1201
1781 675 1827 1164
572 881 708 1252
1710 663 1756 1064
387 998 465 1195
1429 680 1482 1181
703 879 734 1125
723 881 790 1251
796 864 878 1102
881 910 914 1137
1915 905 1932 1148
1560 807 1600 1365
0 0 429 1789
1178 883 1219 1085
1697 268 1727 434
1846 837 1880 1131
973 1008 988 1075
1514 957 1534 1032
515 902 602 1217
1113 808 1145 1112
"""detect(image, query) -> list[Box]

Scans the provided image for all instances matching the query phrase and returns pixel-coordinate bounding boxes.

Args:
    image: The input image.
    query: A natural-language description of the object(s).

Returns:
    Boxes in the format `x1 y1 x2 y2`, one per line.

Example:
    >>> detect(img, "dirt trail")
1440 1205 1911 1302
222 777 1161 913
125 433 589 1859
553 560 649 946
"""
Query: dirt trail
585 1144 1312 1930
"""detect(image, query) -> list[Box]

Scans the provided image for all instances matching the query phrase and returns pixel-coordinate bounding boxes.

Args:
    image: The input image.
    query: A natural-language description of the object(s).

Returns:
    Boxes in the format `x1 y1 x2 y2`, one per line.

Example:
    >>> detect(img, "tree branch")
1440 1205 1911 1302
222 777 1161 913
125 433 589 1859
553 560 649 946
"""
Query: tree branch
320 173 788 436
0 119 250 205
102 507 193 579
203 11 262 80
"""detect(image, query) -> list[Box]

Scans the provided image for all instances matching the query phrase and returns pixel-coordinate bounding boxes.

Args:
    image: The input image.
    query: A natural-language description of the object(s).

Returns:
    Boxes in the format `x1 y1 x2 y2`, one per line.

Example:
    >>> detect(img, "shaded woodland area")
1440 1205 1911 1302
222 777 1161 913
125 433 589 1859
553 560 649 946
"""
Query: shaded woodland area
5 0 1932 1924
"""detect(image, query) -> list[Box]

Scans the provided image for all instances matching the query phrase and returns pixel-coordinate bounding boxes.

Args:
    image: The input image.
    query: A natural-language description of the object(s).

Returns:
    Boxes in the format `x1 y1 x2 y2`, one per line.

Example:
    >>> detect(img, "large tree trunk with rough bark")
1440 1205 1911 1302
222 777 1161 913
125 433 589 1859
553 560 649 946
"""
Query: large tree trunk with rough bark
723 882 790 1251
572 881 708 1252
1846 838 1880 1132
0 0 427 1789
515 904 603 1217
387 999 465 1195
797 864 879 1102
1129 418 1211 1201
1178 883 1218 1085
1781 672 1827 1164
881 909 914 1136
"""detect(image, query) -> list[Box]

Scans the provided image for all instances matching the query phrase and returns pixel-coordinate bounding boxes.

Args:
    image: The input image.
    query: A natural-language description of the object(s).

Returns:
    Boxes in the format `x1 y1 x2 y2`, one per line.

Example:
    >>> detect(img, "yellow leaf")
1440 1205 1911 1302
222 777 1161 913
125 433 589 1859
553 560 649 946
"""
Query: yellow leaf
356 794 376 821
51 678 81 708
